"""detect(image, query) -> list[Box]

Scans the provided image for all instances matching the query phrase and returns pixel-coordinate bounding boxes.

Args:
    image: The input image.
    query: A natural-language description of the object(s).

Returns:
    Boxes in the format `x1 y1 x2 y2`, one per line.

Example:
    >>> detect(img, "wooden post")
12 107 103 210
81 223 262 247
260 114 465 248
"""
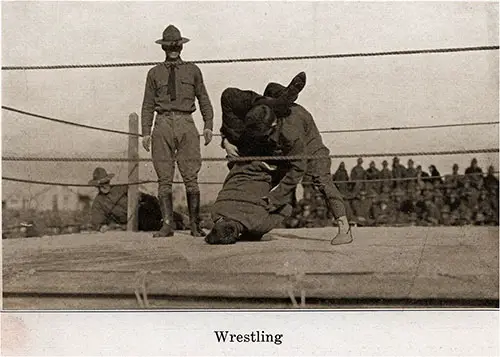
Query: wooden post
127 113 140 231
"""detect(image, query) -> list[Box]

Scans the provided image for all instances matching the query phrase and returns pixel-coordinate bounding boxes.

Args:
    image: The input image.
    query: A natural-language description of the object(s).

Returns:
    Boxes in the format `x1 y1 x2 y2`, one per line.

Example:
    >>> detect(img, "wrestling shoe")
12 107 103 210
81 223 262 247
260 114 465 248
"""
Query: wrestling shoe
330 216 353 246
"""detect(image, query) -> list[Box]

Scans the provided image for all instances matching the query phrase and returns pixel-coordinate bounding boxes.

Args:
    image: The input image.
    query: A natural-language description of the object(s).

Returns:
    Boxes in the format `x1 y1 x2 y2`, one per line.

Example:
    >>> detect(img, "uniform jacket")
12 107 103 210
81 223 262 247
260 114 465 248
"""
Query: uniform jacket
141 59 214 135
212 161 287 231
91 186 128 227
266 117 307 208
350 165 366 181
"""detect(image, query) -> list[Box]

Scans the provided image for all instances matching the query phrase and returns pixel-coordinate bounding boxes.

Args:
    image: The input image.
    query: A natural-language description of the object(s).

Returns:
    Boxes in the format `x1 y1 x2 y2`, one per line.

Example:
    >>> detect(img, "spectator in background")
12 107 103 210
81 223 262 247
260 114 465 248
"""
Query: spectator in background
392 157 406 189
433 189 445 213
484 165 499 194
372 194 394 226
440 205 452 226
406 159 417 191
379 160 392 193
428 165 443 185
391 188 408 225
332 161 350 196
444 163 461 189
421 196 441 226
365 161 380 193
350 157 366 194
313 204 331 228
416 165 429 190
476 189 495 225
465 158 483 189
351 190 374 227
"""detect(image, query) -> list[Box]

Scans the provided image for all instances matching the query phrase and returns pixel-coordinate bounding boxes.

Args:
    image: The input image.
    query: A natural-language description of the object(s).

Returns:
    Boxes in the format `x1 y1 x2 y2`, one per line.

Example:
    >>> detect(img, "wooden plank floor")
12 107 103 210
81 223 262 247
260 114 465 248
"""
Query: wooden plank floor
2 226 498 309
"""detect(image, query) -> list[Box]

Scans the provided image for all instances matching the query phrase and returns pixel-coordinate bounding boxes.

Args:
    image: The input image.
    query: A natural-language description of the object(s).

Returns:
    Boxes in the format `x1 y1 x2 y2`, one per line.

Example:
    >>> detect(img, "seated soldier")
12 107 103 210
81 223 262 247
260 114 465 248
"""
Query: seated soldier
89 167 185 233
421 197 441 226
372 195 395 226
433 189 445 212
440 205 452 225
351 190 374 227
477 189 495 225
297 202 315 228
456 198 473 225
312 204 331 227
391 188 409 225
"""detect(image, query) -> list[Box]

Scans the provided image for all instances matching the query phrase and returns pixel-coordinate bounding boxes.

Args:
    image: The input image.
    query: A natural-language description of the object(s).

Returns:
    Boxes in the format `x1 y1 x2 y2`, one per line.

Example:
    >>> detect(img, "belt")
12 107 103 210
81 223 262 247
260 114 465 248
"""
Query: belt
157 110 191 116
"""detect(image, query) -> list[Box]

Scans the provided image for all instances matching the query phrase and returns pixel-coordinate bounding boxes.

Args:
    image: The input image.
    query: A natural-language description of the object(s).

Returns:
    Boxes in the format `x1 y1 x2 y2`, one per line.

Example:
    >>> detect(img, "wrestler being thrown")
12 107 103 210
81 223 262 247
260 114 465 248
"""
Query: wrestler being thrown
205 104 296 244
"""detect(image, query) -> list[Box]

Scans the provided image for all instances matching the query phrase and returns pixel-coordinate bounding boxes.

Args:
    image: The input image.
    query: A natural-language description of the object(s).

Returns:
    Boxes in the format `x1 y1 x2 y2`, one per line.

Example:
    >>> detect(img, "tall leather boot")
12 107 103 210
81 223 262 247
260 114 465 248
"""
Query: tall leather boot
187 191 205 237
153 193 174 238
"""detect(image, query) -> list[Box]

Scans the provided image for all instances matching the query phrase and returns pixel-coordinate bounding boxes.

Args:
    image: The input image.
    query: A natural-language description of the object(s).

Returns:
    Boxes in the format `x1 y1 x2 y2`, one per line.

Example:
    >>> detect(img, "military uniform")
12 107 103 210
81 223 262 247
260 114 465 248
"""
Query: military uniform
464 159 484 189
141 25 214 237
391 188 408 225
421 199 441 226
332 163 350 196
221 89 346 220
312 205 331 227
440 205 452 225
90 185 167 232
379 161 392 193
350 160 366 194
405 159 417 189
351 192 374 226
365 163 380 194
372 197 395 226
392 158 406 189
141 58 213 196
211 161 291 235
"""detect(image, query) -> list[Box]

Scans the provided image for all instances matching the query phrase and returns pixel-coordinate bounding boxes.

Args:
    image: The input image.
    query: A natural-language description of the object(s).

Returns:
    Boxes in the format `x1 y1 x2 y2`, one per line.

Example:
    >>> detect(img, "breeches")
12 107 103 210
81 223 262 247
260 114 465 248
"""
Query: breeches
151 113 201 196
308 148 346 218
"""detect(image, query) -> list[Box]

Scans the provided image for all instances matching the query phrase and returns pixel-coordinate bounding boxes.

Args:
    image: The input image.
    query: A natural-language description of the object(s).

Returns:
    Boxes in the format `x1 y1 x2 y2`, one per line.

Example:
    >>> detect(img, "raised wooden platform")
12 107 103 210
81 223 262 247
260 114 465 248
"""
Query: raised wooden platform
2 226 499 309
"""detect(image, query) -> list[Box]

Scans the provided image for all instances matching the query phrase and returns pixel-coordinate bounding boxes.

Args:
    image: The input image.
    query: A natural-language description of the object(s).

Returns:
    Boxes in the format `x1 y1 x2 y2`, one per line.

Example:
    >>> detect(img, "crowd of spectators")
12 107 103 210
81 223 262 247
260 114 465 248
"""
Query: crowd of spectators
285 157 499 228
3 157 499 238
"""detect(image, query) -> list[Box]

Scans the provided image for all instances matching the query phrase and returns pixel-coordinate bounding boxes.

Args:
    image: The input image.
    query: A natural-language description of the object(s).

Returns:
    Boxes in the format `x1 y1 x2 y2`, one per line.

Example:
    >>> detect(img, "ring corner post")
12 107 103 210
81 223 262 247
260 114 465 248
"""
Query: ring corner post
127 112 140 232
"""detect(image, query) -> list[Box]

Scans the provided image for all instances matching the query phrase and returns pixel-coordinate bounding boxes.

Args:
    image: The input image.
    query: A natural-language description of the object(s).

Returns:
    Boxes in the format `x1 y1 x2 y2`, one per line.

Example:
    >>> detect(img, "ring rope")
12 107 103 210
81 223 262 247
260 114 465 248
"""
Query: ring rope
3 105 498 138
2 106 142 137
3 148 498 163
3 172 498 188
2 45 498 71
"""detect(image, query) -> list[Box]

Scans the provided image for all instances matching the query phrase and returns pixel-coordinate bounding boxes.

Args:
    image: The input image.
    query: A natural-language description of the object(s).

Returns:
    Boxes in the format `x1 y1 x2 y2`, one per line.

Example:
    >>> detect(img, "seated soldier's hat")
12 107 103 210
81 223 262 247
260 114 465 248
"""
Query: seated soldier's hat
379 195 390 202
88 167 115 186
433 190 443 198
298 199 311 208
358 190 367 197
441 205 451 213
155 25 190 46
443 182 454 189
392 188 405 197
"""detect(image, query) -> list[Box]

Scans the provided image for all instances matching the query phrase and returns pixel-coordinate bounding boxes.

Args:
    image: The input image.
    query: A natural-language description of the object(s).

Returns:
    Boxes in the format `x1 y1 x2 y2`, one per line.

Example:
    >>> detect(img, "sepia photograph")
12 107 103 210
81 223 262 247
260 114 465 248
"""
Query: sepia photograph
1 0 499 354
